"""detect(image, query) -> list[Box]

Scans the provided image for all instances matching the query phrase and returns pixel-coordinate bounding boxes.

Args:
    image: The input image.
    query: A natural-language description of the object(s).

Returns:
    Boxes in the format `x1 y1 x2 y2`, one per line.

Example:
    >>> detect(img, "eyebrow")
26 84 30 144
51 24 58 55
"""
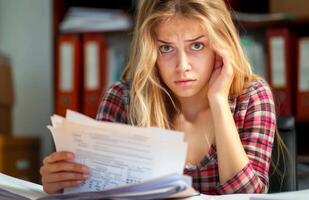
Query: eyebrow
186 35 206 42
157 35 206 44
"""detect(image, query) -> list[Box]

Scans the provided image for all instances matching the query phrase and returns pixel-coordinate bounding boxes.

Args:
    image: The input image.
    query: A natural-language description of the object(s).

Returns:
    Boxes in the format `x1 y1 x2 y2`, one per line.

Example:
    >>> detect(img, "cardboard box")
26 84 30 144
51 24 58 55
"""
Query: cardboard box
0 136 40 183
0 59 14 134
270 0 309 18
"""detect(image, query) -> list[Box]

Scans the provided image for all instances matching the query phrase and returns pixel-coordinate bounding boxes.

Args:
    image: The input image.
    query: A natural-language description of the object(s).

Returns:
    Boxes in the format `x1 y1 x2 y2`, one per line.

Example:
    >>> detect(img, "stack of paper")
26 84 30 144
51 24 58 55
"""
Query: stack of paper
0 173 46 199
0 172 198 200
60 7 132 33
46 110 193 199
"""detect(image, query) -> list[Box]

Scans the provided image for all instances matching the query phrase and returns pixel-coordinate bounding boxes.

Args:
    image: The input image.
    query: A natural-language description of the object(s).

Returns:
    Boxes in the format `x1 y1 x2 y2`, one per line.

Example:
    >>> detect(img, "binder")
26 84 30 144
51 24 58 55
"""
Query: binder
55 34 82 116
0 60 14 134
296 37 309 121
266 29 296 116
82 33 107 118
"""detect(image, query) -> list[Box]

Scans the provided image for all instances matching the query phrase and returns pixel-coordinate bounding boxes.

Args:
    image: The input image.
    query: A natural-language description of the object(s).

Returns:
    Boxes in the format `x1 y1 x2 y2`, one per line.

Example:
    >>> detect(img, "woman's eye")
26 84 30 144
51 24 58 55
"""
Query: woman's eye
191 43 204 51
159 45 173 53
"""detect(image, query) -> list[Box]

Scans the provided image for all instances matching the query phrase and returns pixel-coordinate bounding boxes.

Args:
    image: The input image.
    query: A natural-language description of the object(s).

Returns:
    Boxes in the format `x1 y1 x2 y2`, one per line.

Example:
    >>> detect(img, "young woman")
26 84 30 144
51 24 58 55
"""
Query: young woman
40 0 277 195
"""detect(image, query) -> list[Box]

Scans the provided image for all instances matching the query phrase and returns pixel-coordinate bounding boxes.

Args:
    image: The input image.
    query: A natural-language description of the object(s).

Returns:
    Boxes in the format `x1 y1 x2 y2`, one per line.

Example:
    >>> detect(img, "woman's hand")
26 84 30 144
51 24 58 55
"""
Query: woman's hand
207 51 234 102
40 151 90 194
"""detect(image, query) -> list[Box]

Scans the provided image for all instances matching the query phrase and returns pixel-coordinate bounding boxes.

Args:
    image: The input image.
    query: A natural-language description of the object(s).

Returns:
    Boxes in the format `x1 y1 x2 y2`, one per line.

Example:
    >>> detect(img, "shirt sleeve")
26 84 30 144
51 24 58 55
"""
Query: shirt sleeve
96 81 129 124
217 81 276 194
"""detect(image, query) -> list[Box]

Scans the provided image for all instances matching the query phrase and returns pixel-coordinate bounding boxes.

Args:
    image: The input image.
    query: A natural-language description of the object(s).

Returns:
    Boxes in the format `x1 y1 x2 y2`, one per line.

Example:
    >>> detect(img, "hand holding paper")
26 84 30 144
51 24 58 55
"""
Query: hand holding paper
44 110 194 199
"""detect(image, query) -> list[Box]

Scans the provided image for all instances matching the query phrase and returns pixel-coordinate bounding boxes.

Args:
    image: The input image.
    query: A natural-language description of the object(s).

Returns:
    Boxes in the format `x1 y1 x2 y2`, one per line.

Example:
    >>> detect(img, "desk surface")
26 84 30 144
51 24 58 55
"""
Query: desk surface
193 189 309 200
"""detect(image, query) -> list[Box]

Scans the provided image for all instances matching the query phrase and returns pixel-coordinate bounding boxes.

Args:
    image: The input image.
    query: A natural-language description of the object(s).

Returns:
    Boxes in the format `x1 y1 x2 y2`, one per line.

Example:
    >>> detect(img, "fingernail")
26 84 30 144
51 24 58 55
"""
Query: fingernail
83 174 90 179
44 157 49 163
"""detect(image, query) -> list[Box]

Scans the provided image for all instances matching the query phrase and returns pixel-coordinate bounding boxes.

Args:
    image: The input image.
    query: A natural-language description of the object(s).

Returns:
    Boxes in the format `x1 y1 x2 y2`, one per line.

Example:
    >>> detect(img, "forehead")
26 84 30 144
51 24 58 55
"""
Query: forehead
155 16 206 39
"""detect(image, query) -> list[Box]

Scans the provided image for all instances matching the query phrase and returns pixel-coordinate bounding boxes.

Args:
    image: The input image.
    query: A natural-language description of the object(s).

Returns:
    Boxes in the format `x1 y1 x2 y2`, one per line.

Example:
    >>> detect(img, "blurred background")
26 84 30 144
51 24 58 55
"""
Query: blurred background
0 0 308 192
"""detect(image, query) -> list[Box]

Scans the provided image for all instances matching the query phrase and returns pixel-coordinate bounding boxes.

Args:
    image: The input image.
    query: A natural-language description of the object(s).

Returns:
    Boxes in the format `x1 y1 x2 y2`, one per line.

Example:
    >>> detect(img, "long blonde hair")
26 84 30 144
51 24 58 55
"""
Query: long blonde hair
121 0 258 128
121 0 288 189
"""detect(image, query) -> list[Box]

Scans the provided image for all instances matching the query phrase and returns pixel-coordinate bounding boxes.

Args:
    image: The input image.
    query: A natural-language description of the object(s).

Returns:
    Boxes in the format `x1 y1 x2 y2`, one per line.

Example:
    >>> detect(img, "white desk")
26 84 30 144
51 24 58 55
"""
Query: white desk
193 189 309 200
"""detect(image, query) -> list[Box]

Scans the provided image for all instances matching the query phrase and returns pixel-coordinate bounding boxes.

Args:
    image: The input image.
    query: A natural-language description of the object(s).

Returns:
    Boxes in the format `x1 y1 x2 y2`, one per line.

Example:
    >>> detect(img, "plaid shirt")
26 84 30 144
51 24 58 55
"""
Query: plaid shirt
96 79 276 195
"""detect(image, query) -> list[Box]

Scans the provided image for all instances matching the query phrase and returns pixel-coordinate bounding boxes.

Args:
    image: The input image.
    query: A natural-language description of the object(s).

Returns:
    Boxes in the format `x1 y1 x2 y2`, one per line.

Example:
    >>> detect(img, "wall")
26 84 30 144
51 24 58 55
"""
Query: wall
0 0 54 160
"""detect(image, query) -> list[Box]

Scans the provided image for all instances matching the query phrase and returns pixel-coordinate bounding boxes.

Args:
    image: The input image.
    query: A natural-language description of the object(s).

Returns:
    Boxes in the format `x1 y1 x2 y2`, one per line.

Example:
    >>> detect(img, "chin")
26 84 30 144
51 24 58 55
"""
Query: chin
173 91 197 98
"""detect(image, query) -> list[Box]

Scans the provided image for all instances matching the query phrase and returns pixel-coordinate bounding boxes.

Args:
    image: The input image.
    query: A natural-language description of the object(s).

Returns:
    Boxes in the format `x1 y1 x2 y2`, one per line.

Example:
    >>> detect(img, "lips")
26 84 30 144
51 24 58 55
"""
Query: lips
174 78 196 83
174 79 196 87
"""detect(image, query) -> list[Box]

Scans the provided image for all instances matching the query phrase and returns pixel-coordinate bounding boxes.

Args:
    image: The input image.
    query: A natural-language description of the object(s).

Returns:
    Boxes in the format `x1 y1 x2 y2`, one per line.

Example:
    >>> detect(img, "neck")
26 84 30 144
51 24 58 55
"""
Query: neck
177 93 209 122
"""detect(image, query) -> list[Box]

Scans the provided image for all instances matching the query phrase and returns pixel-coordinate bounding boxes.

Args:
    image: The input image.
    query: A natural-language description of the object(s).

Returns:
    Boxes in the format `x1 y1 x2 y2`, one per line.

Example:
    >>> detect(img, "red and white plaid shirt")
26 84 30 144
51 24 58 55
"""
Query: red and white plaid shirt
96 79 276 195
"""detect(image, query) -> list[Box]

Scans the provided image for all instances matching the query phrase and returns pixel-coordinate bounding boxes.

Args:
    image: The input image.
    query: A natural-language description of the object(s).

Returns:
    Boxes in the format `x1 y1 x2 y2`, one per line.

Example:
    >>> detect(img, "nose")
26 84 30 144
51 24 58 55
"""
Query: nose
176 50 191 73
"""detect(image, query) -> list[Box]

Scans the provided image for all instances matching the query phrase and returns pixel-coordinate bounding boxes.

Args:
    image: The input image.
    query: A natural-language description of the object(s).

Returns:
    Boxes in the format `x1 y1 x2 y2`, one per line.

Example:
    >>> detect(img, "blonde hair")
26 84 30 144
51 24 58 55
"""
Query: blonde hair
121 0 258 128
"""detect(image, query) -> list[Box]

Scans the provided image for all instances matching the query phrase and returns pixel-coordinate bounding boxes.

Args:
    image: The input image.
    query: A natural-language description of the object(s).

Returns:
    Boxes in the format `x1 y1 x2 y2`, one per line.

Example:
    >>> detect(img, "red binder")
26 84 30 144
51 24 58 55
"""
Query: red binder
82 33 108 118
266 29 296 116
55 34 82 116
296 37 309 121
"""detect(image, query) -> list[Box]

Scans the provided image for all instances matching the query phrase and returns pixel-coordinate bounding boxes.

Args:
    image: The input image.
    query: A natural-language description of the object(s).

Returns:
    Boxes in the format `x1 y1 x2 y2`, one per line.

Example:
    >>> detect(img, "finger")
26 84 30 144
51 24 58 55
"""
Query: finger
42 172 89 183
214 51 233 78
221 57 234 78
212 65 222 75
214 48 231 69
43 180 83 194
214 53 223 69
40 162 89 175
43 151 74 164
209 67 222 86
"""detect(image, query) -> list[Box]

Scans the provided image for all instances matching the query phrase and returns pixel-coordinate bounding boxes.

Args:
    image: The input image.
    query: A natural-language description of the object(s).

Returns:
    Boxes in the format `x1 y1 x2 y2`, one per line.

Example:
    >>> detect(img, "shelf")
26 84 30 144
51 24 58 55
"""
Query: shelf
233 12 309 30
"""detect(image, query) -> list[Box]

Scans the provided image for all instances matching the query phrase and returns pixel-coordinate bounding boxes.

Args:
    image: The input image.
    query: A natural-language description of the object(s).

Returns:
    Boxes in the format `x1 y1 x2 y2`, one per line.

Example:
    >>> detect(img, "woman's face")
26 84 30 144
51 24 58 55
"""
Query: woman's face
155 16 215 100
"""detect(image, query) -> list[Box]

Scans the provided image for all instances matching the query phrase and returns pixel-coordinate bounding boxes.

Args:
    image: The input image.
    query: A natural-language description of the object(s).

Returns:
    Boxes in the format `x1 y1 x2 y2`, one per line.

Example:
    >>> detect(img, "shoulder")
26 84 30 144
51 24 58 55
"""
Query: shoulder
232 79 276 138
105 80 131 97
245 79 272 97
229 79 275 116
96 80 131 123
236 79 274 105
104 80 131 104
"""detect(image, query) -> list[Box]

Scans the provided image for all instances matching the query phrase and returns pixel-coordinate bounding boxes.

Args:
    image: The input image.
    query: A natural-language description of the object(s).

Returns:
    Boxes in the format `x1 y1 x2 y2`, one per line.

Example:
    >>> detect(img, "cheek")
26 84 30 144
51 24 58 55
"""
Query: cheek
156 61 168 84
156 58 173 77
201 67 213 82
157 68 171 85
195 55 215 80
204 54 215 77
156 58 163 71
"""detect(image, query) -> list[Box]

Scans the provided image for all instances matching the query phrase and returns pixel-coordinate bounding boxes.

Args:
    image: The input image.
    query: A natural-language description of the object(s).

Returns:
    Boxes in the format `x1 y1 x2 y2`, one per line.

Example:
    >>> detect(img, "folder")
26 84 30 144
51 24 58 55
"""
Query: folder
82 33 107 118
296 37 309 121
0 60 14 134
55 34 82 116
266 29 296 116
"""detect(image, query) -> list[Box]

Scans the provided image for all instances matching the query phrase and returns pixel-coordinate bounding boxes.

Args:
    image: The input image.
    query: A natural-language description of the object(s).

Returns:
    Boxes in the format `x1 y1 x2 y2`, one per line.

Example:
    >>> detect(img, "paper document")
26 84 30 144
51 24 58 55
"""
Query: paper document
0 110 193 200
39 173 195 200
48 110 188 195
0 173 46 199
0 172 198 200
